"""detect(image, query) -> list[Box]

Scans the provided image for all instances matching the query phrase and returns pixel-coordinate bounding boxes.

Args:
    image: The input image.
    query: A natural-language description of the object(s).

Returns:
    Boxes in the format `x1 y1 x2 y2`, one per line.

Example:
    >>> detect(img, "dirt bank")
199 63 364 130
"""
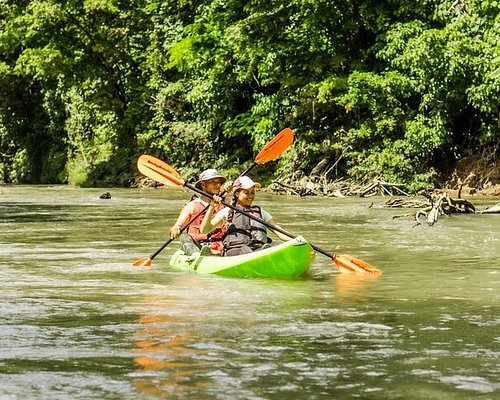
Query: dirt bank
442 153 500 196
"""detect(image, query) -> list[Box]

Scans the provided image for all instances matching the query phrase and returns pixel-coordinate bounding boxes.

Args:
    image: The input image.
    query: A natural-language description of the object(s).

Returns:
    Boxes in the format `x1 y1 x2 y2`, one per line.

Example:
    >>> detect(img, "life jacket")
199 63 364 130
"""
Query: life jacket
223 206 270 253
187 198 226 254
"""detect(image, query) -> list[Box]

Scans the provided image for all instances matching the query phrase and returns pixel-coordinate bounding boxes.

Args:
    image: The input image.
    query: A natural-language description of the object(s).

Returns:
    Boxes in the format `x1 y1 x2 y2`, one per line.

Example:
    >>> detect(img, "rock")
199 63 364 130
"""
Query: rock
99 192 111 199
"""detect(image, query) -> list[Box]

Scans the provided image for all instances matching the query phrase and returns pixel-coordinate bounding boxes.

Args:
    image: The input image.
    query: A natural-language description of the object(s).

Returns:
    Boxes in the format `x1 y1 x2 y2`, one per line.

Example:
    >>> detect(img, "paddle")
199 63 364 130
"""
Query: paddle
133 128 294 267
137 156 382 275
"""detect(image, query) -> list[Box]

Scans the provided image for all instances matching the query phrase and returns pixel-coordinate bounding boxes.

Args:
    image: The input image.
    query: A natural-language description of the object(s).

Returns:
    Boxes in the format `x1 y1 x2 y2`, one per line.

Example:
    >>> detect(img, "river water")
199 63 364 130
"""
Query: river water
1 184 498 399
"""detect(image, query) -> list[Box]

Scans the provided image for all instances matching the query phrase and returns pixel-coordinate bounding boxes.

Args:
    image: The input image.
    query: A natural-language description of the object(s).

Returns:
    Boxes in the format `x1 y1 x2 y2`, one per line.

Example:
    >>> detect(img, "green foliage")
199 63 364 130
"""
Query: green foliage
0 0 152 184
63 85 120 185
138 120 218 169
0 0 498 191
8 149 30 183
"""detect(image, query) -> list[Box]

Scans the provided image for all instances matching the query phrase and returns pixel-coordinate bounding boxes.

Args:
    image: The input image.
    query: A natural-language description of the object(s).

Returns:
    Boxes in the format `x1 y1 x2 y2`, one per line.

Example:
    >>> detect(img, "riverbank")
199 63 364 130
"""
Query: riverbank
442 153 500 196
130 152 499 197
284 152 500 197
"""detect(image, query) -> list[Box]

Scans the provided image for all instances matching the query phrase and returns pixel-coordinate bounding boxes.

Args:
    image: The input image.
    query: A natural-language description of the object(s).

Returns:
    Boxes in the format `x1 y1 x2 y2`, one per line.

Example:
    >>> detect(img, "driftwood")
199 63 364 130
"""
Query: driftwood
269 176 410 198
480 203 500 214
373 198 429 209
268 156 411 197
415 193 476 226
378 193 477 226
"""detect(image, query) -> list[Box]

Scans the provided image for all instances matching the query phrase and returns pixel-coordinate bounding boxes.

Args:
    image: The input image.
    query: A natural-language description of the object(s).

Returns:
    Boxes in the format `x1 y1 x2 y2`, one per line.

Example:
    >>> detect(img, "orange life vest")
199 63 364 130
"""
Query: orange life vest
187 199 227 254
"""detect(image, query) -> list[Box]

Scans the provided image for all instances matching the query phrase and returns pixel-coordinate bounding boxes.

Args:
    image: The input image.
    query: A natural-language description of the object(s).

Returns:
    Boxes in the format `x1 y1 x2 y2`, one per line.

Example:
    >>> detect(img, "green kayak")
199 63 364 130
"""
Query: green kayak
168 236 315 278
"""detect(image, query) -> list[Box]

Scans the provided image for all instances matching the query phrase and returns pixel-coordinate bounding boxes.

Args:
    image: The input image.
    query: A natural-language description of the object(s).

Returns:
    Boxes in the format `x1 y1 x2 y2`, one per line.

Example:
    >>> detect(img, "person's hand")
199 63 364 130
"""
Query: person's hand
169 225 182 239
210 195 223 206
221 180 233 194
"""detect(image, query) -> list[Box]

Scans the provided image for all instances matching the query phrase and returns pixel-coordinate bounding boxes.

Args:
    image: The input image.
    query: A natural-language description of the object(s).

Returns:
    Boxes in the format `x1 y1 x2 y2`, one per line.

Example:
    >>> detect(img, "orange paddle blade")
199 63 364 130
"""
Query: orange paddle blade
255 128 294 164
137 155 184 187
333 254 381 275
133 257 153 267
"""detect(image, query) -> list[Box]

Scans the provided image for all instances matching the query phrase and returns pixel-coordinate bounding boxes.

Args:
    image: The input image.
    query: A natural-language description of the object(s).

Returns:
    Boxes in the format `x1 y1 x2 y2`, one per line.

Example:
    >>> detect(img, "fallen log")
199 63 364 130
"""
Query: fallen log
376 193 479 225
414 193 475 226
480 203 500 214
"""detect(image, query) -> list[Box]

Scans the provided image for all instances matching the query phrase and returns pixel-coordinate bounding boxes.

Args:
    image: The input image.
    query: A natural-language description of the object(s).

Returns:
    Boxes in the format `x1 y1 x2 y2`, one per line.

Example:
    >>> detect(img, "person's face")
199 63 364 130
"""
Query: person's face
236 188 256 207
201 178 224 195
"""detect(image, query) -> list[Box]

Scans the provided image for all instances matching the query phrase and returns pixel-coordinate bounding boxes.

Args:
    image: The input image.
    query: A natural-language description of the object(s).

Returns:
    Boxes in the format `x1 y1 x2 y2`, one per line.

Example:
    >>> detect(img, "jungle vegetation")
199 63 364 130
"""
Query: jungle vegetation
0 0 499 191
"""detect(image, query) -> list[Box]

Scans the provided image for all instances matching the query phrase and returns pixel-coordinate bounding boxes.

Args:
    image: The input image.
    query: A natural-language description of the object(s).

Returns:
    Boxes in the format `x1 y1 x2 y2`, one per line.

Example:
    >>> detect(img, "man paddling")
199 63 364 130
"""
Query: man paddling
169 169 231 256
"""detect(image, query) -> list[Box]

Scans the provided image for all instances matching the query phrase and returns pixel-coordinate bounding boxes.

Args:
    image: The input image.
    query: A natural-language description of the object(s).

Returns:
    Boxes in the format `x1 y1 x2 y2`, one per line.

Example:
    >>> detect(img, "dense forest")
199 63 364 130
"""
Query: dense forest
0 0 499 191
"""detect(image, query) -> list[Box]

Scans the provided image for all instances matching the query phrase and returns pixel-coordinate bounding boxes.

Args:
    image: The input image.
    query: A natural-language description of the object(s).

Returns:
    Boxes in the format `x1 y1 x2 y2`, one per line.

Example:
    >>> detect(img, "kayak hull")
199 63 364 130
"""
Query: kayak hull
168 237 315 278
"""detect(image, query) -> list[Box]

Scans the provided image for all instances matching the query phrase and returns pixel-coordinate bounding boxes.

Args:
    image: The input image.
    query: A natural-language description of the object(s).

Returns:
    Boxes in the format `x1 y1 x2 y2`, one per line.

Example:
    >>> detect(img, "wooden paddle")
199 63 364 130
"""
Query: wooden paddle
133 128 294 267
137 156 382 275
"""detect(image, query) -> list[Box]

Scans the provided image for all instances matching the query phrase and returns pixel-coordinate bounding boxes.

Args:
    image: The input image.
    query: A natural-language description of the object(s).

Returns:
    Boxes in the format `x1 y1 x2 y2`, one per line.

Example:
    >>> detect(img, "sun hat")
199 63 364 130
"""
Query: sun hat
195 169 226 189
233 176 261 191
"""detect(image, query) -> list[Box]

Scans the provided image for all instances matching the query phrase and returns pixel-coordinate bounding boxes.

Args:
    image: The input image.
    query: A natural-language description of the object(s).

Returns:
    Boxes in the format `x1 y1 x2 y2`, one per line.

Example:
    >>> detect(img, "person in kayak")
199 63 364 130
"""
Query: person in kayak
169 169 231 256
200 176 291 256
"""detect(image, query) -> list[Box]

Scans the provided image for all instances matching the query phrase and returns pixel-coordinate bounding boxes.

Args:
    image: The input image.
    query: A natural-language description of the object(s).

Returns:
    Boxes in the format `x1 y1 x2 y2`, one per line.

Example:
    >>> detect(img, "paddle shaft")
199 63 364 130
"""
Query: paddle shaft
186 182 337 261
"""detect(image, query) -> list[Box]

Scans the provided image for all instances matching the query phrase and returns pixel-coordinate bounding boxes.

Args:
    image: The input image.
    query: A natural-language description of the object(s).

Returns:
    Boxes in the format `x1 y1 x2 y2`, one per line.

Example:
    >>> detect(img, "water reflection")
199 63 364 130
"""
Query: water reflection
131 311 207 397
335 272 381 299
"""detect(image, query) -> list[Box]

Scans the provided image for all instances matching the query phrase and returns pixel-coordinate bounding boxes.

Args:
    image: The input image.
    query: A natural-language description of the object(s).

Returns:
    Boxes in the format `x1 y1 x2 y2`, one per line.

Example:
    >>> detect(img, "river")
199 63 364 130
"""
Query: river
1 184 498 399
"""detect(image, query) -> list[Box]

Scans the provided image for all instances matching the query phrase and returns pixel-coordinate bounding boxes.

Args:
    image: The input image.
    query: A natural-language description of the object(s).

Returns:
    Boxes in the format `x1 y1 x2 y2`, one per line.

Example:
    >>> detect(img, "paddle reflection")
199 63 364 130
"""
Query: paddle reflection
131 300 210 396
335 271 381 298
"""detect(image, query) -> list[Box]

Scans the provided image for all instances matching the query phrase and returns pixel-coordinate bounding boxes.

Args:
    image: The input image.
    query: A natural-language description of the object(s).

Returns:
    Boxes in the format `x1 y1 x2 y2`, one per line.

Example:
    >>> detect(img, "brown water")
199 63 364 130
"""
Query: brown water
1 184 498 399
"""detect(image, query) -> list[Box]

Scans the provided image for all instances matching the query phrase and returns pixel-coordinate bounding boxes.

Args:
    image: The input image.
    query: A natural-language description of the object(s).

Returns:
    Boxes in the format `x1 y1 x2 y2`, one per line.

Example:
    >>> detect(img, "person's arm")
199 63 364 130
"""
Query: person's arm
260 209 292 241
267 219 293 241
169 202 194 239
200 198 225 234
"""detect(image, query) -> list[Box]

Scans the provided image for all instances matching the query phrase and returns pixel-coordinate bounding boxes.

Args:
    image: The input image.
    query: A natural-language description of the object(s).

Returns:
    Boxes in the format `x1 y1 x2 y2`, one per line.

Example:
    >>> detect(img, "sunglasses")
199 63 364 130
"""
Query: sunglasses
205 179 224 185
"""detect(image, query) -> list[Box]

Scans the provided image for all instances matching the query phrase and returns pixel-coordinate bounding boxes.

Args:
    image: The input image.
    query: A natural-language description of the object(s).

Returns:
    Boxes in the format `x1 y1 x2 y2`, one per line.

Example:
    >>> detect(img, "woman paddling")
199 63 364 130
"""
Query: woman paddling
200 176 291 256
